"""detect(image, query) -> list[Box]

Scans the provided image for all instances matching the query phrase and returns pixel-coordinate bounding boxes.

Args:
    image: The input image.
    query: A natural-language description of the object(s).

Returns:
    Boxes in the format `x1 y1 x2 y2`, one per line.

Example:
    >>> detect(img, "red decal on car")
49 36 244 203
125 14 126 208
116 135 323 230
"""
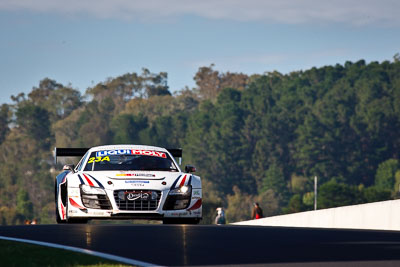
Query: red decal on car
131 150 167 158
61 203 65 220
187 199 202 211
69 198 86 210
179 175 187 187
83 173 94 186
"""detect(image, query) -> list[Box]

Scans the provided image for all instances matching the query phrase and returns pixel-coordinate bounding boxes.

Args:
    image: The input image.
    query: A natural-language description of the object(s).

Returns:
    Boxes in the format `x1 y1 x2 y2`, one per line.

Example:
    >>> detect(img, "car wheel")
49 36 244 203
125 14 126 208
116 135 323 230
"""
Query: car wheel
67 218 89 224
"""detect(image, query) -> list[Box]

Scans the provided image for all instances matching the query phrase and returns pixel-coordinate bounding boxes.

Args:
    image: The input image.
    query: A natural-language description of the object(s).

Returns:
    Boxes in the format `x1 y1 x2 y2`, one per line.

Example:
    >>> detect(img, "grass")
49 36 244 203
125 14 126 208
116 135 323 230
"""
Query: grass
0 240 134 267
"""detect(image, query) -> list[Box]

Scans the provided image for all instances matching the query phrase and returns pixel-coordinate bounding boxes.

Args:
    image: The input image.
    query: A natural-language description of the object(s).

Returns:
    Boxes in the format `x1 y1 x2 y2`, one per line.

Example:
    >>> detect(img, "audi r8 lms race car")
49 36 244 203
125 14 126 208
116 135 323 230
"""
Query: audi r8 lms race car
54 145 202 224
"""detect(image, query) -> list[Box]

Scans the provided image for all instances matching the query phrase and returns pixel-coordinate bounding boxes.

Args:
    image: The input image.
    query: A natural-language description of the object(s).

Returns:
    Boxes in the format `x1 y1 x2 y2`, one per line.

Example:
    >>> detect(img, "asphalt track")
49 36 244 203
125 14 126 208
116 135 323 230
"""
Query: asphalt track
1 224 400 266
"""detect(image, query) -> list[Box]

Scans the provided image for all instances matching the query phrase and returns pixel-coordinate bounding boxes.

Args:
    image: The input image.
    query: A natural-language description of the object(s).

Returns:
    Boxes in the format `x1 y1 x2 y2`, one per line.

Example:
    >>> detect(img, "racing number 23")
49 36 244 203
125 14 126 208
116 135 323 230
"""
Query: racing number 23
87 156 110 164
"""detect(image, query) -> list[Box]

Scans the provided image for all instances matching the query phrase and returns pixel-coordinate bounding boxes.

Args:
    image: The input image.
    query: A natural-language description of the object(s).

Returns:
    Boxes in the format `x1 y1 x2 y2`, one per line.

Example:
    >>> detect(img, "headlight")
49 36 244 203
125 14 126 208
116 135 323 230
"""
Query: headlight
168 185 192 196
80 184 106 195
163 185 192 210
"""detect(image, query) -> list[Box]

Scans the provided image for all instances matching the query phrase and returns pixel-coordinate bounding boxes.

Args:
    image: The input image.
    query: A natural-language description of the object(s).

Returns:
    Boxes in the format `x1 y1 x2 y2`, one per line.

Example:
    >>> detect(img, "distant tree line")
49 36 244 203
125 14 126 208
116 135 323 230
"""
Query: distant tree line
0 59 399 225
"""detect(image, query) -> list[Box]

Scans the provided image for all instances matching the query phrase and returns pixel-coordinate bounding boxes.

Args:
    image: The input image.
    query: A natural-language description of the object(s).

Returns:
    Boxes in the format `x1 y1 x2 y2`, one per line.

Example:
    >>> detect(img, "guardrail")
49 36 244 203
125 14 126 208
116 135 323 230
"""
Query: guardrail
233 199 400 231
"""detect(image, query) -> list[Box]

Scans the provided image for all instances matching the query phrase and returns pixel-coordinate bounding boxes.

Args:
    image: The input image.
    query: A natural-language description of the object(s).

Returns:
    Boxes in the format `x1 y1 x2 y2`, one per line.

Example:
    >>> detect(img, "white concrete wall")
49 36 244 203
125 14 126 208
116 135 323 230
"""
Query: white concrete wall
233 199 400 231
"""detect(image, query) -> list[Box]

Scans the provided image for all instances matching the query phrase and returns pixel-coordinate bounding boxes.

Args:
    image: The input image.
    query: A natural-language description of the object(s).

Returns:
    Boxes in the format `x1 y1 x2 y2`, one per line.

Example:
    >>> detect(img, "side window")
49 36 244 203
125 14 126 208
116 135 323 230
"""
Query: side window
76 152 90 172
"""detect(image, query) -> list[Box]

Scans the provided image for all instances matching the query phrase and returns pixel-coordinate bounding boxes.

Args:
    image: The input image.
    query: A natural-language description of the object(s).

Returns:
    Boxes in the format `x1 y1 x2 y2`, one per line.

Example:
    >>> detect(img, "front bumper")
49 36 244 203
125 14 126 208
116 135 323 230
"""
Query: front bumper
67 187 202 219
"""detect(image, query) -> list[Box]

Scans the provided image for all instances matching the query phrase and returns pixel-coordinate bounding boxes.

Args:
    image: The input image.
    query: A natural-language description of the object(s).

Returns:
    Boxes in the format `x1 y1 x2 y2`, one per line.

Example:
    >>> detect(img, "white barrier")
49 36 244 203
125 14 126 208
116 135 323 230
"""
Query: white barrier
233 199 400 231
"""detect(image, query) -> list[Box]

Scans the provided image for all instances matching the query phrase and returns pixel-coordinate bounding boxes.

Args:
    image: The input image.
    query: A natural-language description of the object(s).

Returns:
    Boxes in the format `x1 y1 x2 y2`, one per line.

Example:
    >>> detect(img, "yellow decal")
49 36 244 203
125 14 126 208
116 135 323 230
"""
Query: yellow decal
88 156 110 164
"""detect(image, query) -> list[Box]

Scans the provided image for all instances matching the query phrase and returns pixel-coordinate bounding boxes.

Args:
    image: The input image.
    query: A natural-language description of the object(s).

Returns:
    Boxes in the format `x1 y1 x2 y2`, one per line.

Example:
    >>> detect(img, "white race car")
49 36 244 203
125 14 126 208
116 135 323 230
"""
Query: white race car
54 145 202 224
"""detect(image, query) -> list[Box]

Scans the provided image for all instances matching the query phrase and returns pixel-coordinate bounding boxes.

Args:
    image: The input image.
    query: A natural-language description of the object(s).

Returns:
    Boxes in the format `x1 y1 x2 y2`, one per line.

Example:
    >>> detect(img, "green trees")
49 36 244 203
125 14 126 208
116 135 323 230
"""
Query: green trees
28 78 82 121
205 88 252 193
16 189 34 221
318 180 362 209
110 114 148 144
225 186 253 222
16 104 52 149
0 59 399 225
194 64 248 100
375 159 400 191
262 164 289 202
0 104 10 144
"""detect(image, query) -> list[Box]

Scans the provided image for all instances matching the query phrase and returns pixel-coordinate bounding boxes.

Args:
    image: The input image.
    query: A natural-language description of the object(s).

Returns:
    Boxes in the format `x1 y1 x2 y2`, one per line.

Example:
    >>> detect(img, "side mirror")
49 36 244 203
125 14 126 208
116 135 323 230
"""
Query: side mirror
63 164 75 172
185 165 196 173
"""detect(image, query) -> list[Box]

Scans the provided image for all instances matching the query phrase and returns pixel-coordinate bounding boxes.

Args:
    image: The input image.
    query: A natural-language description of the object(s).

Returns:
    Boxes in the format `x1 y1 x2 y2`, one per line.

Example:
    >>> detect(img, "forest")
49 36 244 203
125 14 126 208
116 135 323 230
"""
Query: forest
0 57 399 225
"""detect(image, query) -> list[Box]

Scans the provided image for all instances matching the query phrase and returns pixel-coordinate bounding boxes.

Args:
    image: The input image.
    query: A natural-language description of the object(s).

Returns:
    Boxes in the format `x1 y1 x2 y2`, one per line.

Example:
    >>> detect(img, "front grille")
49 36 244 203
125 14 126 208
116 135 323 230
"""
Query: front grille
113 190 161 211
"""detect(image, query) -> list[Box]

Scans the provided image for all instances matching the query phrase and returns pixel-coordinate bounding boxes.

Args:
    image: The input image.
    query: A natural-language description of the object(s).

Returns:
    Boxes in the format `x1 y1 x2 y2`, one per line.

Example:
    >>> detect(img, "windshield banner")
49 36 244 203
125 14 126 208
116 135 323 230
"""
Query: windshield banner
96 149 167 158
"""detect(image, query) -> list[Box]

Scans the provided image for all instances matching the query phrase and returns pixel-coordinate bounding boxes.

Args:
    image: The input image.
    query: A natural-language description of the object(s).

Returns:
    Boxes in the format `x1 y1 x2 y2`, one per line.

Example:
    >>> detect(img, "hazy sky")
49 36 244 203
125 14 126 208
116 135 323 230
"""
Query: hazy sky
1 0 399 104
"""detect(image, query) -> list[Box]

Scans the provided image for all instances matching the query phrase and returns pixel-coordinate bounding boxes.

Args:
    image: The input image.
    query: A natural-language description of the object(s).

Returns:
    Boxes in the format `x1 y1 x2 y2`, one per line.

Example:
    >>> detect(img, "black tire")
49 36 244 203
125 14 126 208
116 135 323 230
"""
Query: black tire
163 218 201 224
66 218 89 224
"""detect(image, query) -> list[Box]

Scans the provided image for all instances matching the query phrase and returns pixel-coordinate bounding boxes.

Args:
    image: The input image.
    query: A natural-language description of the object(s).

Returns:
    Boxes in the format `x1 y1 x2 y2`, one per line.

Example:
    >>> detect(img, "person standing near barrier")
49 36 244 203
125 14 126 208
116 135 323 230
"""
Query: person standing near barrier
215 207 226 225
251 202 263 219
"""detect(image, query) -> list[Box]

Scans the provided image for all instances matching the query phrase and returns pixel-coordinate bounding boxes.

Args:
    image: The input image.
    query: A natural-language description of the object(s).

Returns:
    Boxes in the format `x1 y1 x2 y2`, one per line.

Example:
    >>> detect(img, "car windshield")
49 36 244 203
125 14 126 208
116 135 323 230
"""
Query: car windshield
83 149 178 172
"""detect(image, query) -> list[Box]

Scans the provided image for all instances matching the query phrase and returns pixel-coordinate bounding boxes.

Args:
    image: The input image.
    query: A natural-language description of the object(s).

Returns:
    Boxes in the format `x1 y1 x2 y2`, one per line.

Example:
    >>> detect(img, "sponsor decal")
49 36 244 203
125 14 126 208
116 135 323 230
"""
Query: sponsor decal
125 183 145 187
119 190 157 201
69 210 77 214
171 212 189 216
117 173 155 177
193 190 201 196
87 156 110 164
96 149 167 158
192 197 201 200
90 211 105 215
126 192 150 201
69 188 80 196
125 180 150 183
